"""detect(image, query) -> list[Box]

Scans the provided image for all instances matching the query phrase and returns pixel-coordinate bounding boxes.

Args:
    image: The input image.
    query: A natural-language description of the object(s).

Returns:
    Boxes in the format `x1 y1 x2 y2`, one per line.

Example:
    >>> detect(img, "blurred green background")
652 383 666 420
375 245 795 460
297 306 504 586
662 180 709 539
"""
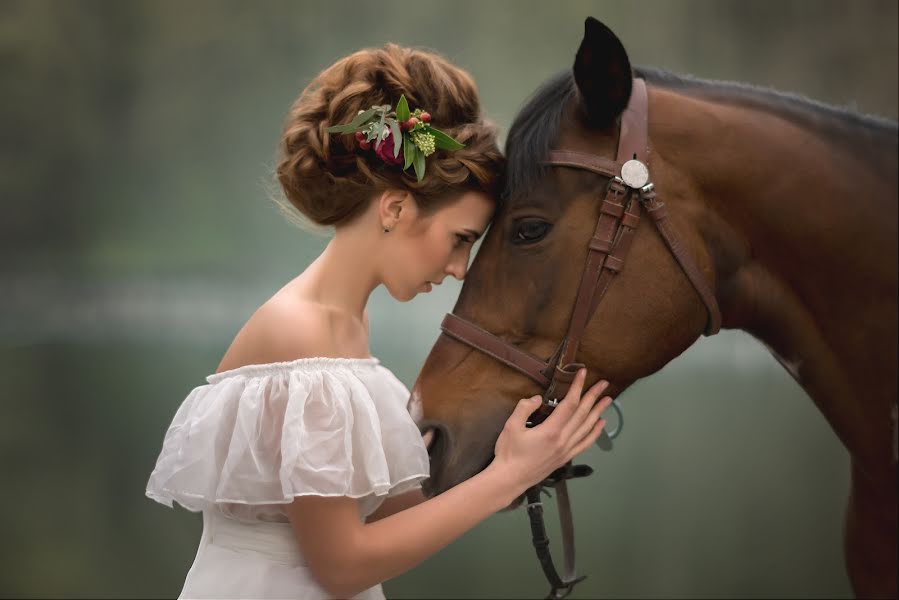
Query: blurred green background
2 0 896 598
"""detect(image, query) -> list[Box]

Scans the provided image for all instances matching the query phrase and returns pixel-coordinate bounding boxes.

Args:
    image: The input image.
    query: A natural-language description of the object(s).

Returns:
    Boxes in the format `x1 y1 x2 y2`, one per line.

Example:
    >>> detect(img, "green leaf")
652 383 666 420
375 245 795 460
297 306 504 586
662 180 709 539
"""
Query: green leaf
403 134 415 170
428 126 466 150
326 107 378 134
396 95 410 122
326 123 358 134
413 147 426 182
349 107 379 129
389 120 402 158
374 111 388 149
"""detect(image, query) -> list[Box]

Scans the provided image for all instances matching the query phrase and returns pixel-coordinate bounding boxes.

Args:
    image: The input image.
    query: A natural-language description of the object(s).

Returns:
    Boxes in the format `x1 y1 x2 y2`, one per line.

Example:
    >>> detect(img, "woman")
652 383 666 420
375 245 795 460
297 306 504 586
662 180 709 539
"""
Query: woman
146 42 612 599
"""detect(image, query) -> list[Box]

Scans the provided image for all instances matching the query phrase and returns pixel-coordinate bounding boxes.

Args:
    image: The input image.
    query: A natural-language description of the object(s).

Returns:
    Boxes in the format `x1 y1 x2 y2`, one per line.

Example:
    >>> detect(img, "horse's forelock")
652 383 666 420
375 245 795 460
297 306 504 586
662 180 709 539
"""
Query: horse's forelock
503 70 576 205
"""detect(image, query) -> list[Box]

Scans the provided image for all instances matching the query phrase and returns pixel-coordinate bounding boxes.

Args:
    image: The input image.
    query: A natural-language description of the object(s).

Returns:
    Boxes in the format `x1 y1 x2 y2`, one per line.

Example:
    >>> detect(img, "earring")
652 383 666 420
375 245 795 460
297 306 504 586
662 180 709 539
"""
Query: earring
383 225 392 233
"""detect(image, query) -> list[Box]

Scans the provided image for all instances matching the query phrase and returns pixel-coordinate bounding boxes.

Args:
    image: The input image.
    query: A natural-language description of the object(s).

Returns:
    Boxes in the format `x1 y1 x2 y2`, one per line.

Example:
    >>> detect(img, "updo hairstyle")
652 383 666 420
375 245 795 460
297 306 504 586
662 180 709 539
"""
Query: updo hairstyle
275 43 503 228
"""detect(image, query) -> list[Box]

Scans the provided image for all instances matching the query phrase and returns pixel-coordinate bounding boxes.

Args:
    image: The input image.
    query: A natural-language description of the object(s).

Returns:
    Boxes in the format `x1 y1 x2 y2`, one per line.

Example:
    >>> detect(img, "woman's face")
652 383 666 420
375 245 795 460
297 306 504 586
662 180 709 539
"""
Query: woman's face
381 191 495 301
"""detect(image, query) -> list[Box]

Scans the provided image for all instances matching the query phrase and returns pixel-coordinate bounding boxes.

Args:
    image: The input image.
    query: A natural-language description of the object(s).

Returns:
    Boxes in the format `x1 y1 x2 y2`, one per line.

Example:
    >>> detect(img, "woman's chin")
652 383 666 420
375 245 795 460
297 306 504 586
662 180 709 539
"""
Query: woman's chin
386 286 419 302
387 283 429 302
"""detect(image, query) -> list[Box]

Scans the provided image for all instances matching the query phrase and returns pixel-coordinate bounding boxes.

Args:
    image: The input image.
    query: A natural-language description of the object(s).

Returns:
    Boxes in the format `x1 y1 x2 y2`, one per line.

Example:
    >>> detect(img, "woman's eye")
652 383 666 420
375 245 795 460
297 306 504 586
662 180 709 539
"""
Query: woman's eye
512 219 551 244
455 234 472 247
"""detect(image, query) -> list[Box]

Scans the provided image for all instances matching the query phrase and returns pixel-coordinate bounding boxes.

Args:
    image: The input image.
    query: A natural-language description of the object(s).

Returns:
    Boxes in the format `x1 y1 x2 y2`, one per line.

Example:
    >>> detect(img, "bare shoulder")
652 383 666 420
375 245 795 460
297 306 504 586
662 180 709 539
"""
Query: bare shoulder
215 296 369 374
215 299 334 373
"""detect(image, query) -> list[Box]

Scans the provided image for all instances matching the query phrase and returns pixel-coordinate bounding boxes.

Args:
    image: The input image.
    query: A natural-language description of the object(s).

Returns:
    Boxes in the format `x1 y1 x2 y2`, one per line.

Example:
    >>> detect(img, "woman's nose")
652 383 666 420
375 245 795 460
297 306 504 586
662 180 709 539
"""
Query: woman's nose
446 268 465 281
446 264 466 281
446 255 468 281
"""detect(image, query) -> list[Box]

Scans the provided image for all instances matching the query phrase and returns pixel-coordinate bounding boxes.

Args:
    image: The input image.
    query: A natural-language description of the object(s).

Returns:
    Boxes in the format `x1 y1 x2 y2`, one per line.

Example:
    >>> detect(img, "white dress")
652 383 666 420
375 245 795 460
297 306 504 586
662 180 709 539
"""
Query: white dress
145 356 431 599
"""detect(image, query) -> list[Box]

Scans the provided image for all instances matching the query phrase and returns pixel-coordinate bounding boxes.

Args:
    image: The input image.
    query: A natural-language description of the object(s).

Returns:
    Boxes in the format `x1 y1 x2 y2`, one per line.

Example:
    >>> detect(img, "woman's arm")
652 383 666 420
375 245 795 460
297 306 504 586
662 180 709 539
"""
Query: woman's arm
286 369 611 598
365 431 433 523
287 463 522 597
364 488 427 523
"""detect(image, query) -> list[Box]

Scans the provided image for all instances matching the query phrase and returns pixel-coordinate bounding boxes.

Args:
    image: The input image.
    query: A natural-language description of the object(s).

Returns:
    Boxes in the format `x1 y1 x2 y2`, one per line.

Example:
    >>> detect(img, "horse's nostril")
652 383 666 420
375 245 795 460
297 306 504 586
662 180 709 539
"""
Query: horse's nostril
421 427 436 450
427 426 443 458
419 421 452 498
420 421 451 462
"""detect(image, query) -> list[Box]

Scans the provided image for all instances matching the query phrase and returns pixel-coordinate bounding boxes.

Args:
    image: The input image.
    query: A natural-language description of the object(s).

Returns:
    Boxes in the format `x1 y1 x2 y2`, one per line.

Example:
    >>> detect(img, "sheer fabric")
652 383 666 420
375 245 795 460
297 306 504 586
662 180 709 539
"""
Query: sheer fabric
146 357 429 599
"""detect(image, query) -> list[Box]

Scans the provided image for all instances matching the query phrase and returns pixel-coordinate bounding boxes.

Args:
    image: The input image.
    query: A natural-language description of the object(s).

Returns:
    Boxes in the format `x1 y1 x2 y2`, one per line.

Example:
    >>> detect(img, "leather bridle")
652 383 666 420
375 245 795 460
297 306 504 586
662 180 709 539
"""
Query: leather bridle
437 78 722 598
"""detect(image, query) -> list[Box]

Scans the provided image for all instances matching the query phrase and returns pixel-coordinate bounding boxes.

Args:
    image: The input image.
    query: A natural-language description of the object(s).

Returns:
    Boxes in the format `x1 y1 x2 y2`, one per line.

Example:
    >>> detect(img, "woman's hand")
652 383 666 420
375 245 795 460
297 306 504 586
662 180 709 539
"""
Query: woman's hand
489 368 611 492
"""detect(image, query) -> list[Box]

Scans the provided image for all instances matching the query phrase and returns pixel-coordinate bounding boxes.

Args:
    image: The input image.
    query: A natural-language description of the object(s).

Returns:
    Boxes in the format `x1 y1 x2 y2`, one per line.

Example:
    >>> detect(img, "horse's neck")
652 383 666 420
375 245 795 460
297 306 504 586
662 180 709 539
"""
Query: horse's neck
652 88 897 468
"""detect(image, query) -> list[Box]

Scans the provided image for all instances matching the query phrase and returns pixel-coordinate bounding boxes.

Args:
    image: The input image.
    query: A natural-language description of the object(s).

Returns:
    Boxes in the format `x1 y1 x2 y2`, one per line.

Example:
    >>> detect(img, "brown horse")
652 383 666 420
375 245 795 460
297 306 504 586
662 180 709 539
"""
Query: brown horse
412 17 897 599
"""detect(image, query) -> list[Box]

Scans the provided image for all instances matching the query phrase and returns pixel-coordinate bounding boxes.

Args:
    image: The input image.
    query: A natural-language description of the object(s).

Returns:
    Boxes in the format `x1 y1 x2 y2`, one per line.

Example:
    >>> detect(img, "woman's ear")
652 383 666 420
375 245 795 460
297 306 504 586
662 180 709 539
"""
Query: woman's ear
378 189 415 229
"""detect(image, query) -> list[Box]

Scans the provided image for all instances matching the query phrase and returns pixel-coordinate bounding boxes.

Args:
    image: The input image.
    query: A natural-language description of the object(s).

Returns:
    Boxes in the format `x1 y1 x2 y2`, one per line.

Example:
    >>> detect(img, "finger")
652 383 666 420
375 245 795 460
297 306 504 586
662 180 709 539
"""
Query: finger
506 395 543 429
566 396 612 449
560 379 609 440
572 393 612 439
543 368 587 427
568 418 607 459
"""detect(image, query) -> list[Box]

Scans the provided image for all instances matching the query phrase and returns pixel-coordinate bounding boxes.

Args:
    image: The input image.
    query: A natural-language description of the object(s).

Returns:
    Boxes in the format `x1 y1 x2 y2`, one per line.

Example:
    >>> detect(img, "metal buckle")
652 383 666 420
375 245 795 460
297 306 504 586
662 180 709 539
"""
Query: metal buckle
548 575 587 599
637 185 660 209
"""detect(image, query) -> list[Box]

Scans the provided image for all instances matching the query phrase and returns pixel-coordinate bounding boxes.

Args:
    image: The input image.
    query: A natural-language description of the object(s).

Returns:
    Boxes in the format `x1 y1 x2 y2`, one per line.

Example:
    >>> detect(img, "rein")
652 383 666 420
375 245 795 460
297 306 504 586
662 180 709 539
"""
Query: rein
439 78 722 598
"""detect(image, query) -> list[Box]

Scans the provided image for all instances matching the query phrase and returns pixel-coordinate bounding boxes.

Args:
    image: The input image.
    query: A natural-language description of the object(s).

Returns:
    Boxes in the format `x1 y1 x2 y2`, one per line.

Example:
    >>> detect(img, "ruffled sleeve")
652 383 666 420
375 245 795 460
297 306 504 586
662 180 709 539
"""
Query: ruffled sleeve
145 357 430 522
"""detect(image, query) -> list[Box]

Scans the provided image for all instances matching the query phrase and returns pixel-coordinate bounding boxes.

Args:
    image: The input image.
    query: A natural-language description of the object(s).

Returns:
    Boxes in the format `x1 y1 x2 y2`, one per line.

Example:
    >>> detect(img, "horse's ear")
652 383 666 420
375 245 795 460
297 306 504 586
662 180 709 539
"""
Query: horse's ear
573 17 633 129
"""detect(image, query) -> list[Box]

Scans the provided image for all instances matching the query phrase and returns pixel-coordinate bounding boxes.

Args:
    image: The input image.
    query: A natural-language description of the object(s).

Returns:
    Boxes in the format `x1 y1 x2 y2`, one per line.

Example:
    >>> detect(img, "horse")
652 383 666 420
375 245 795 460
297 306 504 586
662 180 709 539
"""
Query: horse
411 17 898 599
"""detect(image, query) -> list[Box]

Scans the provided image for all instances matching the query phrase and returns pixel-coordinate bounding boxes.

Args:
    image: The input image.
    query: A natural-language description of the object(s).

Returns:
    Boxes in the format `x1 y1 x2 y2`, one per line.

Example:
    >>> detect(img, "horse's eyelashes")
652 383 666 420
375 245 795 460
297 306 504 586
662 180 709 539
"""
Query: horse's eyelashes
512 219 552 244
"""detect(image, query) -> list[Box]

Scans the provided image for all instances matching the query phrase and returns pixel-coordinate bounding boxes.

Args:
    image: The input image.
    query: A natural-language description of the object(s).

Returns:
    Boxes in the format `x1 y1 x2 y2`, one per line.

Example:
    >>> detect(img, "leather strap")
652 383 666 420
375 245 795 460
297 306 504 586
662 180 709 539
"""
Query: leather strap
617 77 649 163
643 192 722 335
526 486 566 593
554 180 629 371
525 463 591 599
545 78 648 178
440 313 551 387
589 194 643 317
546 150 619 178
556 480 577 581
556 186 642 373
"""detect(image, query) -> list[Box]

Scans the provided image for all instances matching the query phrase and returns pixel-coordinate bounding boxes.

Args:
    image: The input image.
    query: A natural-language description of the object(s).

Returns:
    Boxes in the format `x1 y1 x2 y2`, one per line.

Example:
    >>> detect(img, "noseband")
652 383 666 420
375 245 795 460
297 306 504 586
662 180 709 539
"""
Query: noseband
438 78 722 598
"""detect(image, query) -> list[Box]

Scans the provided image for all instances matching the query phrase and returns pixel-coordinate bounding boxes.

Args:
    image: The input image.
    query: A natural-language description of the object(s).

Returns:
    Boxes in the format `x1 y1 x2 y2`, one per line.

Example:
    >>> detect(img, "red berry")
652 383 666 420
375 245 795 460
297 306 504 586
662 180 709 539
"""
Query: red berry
406 117 419 129
359 140 371 150
354 131 366 142
420 112 431 123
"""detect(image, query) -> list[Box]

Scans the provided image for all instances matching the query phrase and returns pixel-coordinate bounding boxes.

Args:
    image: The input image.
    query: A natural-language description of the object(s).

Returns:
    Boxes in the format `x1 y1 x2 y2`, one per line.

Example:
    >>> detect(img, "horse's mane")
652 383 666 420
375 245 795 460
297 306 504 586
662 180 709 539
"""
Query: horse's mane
504 66 898 202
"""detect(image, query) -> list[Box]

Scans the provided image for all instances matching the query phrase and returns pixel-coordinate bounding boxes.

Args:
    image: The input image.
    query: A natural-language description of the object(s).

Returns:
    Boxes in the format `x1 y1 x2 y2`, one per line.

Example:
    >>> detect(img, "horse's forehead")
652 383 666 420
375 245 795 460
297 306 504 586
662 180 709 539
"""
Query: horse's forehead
500 177 558 212
502 165 600 213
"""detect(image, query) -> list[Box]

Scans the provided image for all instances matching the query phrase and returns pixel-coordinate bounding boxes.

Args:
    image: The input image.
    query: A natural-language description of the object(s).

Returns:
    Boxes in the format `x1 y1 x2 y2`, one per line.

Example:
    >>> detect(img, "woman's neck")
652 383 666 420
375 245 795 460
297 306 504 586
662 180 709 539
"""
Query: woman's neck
292 231 381 322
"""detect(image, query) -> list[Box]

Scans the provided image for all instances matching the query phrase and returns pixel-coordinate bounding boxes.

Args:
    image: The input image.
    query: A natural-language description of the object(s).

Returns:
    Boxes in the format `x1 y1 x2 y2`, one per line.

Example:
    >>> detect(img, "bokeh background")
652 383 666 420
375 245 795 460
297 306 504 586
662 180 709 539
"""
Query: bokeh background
2 0 896 598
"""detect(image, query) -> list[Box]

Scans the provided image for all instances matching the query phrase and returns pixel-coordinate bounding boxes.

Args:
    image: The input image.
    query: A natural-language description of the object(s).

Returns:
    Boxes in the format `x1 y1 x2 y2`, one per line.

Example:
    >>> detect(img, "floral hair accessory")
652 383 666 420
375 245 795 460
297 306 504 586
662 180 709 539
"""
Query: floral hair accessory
326 94 465 182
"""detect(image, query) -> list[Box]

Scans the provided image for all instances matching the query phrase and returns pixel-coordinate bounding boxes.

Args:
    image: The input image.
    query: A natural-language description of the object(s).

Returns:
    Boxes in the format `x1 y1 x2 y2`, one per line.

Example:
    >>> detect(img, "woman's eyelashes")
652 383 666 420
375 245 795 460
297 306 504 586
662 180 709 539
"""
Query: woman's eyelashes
454 234 474 248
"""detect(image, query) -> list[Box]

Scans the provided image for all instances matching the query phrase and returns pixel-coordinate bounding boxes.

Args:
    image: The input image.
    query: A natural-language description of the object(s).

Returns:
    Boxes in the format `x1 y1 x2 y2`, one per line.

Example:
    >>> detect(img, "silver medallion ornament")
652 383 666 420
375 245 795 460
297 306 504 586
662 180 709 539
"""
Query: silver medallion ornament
620 159 649 189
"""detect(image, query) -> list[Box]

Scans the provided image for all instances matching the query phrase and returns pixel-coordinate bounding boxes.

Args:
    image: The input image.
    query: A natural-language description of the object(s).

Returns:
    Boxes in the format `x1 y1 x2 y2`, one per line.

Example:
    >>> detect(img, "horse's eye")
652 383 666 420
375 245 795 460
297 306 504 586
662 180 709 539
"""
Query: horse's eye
512 219 551 244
